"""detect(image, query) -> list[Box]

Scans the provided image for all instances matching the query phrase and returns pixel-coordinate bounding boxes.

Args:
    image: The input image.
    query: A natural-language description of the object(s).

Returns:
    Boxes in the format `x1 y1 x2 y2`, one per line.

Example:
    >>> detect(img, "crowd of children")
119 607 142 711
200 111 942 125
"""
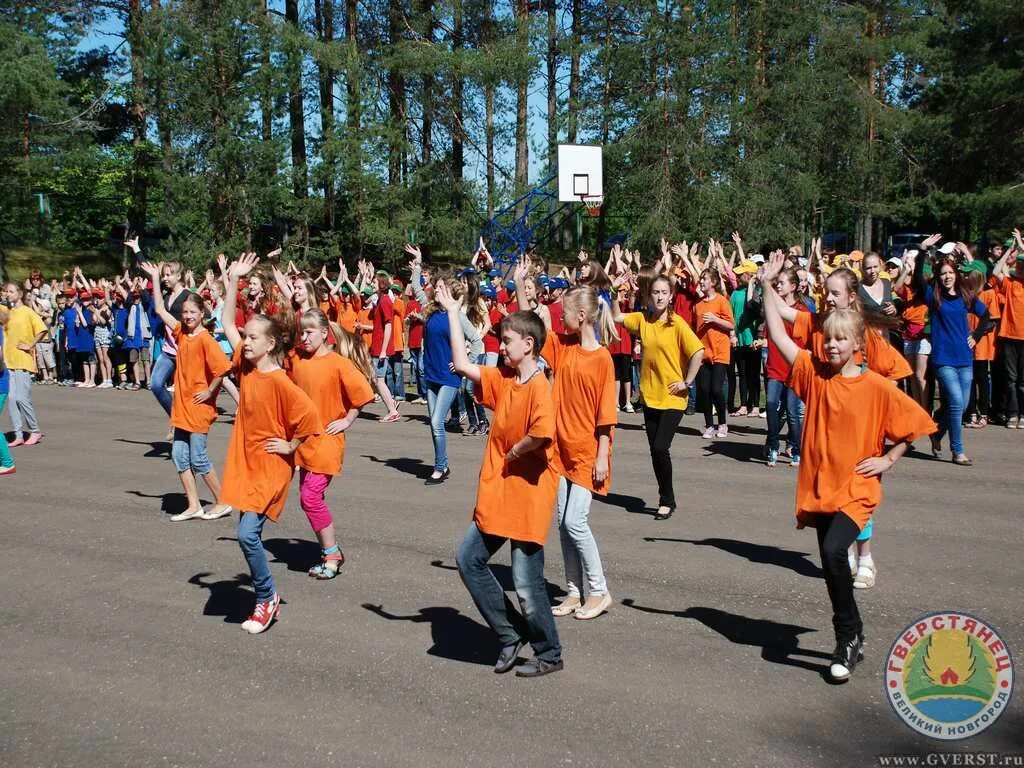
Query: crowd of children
3 228 1022 681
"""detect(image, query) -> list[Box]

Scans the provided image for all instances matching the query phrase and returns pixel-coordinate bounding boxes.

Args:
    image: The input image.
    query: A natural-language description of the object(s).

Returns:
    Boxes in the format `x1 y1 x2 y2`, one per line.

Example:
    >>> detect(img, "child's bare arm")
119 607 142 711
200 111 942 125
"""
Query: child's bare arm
760 252 799 367
436 282 481 384
138 262 178 331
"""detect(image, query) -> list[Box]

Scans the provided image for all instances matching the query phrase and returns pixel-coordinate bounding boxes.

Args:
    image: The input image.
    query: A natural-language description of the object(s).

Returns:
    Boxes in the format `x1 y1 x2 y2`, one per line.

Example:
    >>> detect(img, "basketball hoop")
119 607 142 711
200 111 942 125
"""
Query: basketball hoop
580 194 603 218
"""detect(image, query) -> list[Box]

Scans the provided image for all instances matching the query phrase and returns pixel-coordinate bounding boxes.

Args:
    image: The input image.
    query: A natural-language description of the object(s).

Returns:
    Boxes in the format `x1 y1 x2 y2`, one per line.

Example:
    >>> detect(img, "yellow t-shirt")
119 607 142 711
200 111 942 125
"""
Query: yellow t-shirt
3 305 46 372
622 312 704 411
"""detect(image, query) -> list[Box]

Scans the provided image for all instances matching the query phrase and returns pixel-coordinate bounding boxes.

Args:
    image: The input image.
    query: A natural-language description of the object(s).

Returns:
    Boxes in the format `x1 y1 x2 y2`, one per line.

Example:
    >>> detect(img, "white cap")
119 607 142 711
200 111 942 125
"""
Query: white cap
886 257 903 270
938 242 957 255
750 254 765 265
904 248 920 260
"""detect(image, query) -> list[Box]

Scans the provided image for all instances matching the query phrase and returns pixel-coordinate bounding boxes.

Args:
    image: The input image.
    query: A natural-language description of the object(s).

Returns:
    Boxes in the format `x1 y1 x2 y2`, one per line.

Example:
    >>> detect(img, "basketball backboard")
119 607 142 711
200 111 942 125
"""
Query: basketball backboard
557 144 603 202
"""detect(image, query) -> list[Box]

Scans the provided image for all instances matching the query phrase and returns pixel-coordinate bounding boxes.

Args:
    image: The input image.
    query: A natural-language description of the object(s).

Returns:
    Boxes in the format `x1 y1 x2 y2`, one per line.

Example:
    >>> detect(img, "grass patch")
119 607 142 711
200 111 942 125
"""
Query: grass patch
2 245 124 283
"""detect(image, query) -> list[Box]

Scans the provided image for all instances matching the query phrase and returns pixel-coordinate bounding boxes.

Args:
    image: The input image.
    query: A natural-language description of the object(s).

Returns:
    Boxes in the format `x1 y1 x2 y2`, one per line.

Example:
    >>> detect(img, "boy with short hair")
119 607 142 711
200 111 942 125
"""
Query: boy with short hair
435 281 563 677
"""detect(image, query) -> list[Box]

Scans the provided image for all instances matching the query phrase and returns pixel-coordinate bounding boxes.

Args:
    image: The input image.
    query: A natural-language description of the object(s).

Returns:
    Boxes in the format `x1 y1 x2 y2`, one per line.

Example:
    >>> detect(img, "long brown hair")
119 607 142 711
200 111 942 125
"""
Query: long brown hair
930 257 976 312
645 274 676 327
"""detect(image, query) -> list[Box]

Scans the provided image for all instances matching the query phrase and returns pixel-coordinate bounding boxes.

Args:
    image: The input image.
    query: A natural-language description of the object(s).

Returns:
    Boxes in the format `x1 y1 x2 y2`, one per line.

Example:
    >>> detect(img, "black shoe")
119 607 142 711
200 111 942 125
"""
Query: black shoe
829 635 864 682
514 658 564 678
653 506 675 521
494 641 524 674
424 467 450 485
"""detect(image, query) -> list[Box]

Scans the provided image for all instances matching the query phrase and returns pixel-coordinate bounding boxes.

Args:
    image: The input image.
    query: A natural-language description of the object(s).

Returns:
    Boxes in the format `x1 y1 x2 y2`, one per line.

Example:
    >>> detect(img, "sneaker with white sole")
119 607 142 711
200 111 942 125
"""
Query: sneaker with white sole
701 427 716 439
715 424 728 438
767 449 778 467
241 593 281 634
623 402 635 413
829 635 864 682
790 456 800 468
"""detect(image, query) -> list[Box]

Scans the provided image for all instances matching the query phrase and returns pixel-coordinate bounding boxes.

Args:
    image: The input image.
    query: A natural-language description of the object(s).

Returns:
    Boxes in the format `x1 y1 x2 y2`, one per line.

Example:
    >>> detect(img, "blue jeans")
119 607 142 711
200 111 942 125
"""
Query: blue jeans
935 364 973 456
556 477 607 597
462 355 488 428
151 353 176 415
237 512 275 601
171 428 212 475
455 522 562 663
386 353 405 401
766 378 805 457
426 382 459 471
409 348 425 399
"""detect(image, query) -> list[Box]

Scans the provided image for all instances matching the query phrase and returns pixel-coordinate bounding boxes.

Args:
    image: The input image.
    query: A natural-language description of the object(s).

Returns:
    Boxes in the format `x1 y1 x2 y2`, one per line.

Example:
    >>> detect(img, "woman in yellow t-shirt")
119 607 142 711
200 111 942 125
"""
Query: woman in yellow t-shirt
613 275 704 519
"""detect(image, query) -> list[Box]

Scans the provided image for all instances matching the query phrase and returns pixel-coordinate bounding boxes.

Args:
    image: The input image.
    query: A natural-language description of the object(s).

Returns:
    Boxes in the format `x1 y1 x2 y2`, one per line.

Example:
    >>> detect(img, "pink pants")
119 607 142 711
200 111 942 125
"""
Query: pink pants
299 469 333 533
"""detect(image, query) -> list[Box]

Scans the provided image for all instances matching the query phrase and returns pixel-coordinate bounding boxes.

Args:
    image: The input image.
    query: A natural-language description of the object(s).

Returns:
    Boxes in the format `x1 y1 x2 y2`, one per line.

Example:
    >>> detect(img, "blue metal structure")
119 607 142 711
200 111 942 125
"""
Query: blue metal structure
478 173 570 267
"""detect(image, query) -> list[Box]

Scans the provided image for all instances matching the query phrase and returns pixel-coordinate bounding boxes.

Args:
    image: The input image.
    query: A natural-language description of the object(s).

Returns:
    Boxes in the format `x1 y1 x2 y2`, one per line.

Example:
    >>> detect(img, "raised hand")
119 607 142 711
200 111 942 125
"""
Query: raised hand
227 252 259 281
124 235 141 253
404 243 422 267
138 261 161 280
266 246 283 261
761 250 785 285
434 280 460 311
921 233 943 249
731 231 743 248
216 253 228 276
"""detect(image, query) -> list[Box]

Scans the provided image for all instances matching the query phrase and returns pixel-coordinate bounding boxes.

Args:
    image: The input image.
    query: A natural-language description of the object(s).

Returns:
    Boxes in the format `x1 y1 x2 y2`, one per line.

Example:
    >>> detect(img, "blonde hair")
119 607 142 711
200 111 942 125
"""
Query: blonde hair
0 304 9 327
821 309 865 349
563 285 620 346
301 307 374 384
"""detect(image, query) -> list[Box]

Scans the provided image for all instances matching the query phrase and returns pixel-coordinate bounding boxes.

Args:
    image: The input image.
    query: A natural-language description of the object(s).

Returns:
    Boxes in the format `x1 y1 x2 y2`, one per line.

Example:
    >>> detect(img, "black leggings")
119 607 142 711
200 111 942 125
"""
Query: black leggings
697 362 729 428
810 512 862 640
642 407 683 508
736 346 761 410
968 360 991 419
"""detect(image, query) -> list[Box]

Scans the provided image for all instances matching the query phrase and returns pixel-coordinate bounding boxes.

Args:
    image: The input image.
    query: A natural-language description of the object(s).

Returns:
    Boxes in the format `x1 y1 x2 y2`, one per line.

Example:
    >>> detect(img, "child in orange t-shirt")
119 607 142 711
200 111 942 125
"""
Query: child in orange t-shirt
964 269 1000 427
538 285 618 621
289 309 375 579
762 253 935 683
436 281 563 678
219 254 322 635
693 269 735 438
141 262 233 522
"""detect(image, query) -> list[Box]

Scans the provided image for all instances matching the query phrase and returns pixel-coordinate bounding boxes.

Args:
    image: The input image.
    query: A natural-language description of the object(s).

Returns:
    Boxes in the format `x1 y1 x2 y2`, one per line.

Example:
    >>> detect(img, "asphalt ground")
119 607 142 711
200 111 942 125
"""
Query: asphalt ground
1 385 1021 768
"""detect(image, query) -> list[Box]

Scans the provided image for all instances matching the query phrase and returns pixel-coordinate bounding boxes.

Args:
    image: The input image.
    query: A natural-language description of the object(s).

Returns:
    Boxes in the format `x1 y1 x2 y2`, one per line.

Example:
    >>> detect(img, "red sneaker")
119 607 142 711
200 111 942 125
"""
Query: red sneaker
241 593 281 634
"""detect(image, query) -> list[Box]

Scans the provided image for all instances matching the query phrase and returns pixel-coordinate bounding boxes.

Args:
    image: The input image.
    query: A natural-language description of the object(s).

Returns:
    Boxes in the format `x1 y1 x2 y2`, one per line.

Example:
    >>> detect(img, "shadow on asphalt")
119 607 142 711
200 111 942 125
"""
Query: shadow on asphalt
700 440 768 463
114 437 171 459
360 454 434 480
429 559 567 600
362 603 497 665
125 489 190 517
188 572 255 624
598 492 656 517
621 600 831 677
263 538 321 573
642 537 823 578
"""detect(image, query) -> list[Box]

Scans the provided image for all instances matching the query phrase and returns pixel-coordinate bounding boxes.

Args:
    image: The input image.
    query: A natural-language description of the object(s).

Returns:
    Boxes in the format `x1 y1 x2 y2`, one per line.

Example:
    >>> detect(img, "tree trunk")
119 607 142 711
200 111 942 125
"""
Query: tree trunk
484 0 496 219
387 0 405 189
420 0 434 168
259 0 273 142
514 0 530 218
451 0 464 213
595 12 613 253
127 0 148 239
567 0 580 144
285 0 308 199
150 0 174 219
315 0 336 230
546 0 557 171
345 0 363 252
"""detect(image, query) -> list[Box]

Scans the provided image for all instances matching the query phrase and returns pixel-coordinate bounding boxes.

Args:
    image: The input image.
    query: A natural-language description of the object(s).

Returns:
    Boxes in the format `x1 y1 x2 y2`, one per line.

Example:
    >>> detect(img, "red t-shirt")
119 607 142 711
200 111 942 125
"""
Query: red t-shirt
547 300 565 335
766 302 811 382
370 293 395 357
406 298 424 349
484 307 502 354
673 281 698 324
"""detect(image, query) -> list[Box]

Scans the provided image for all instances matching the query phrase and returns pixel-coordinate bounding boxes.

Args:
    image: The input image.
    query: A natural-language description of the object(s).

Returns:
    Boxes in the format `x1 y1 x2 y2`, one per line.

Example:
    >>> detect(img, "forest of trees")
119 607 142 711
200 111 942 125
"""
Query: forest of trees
1 0 1022 272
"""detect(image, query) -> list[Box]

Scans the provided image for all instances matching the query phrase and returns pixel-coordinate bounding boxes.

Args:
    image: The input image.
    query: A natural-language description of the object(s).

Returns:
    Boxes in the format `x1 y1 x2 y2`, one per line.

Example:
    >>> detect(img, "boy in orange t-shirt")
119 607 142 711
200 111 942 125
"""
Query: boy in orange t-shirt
762 254 935 682
436 282 563 678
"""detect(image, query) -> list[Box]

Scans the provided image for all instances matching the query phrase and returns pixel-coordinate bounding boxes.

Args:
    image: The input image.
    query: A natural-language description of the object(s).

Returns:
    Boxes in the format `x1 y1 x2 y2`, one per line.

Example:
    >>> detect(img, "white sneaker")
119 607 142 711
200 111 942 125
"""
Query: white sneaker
98 380 114 389
623 402 635 413
853 563 877 589
701 427 716 439
170 507 205 522
715 425 728 438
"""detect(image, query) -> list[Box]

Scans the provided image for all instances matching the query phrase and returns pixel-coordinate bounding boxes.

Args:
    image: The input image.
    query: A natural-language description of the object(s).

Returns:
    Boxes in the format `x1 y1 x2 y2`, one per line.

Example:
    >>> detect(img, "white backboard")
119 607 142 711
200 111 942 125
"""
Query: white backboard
557 144 603 202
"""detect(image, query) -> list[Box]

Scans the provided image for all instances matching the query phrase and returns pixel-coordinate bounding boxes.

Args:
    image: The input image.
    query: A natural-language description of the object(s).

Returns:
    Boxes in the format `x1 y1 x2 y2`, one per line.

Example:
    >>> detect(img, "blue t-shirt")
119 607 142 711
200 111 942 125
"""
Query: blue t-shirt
422 311 461 388
924 286 988 368
0 327 9 396
67 307 95 352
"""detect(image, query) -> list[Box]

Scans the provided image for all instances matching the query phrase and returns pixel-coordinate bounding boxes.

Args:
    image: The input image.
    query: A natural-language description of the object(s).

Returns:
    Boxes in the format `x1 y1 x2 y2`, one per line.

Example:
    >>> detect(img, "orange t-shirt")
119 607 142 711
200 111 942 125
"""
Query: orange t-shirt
541 333 617 495
356 306 373 350
473 365 558 545
787 350 936 530
792 311 911 381
995 275 1024 340
170 327 232 434
971 288 1001 361
693 294 734 364
288 351 374 476
219 359 322 520
391 296 406 352
331 296 361 333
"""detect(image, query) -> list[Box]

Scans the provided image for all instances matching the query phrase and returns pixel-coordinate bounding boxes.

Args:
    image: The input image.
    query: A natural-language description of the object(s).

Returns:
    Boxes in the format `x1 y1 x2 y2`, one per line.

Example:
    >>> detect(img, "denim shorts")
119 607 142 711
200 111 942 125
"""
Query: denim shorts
903 338 931 356
372 356 388 379
171 429 213 475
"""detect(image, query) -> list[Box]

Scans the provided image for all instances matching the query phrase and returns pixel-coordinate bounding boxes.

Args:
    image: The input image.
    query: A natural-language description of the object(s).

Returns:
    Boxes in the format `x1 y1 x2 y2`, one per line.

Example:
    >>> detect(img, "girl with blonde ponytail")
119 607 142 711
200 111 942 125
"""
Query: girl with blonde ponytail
522 272 618 620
